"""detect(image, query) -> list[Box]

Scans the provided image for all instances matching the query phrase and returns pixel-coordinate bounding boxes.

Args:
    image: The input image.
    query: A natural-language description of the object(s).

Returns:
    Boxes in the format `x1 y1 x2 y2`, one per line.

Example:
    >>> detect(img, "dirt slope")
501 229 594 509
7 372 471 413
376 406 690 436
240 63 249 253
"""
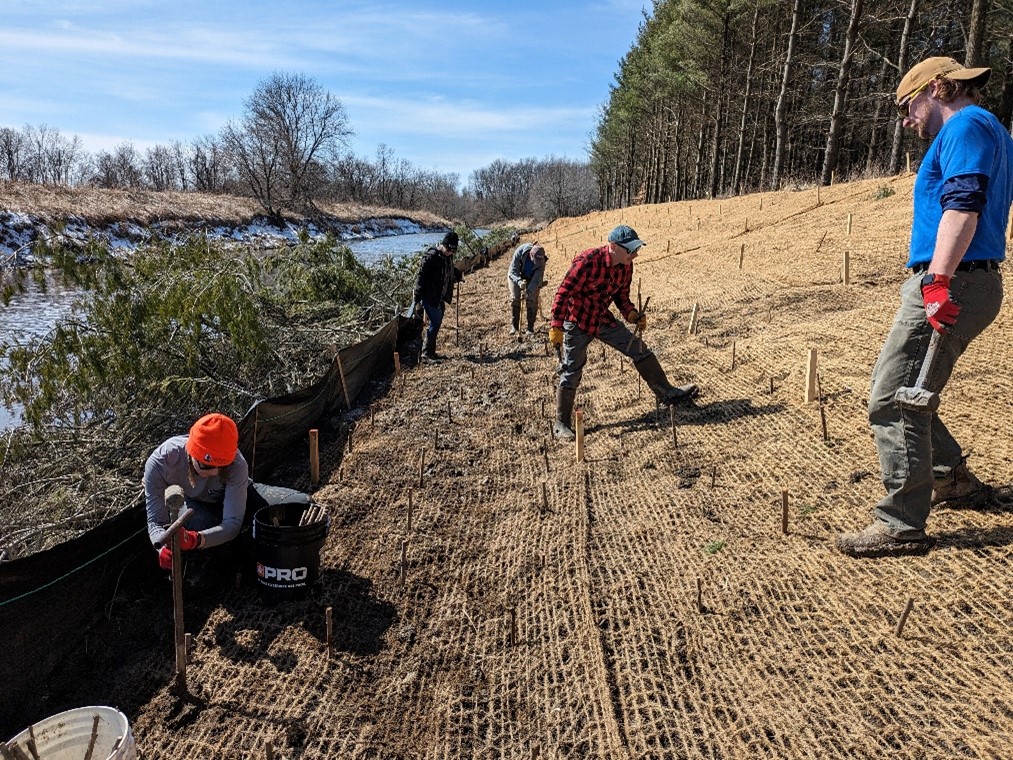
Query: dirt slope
111 175 1012 758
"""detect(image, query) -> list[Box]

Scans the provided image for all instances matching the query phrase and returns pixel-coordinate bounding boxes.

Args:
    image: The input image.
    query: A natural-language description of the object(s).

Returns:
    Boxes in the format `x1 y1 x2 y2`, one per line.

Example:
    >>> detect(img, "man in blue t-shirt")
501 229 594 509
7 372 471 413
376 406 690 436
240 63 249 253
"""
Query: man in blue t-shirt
839 57 1013 559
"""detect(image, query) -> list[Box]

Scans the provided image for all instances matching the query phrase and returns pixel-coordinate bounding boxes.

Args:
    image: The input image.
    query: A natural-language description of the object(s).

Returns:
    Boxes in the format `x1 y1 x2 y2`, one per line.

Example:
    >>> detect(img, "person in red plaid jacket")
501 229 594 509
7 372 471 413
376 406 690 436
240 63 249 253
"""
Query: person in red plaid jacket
548 225 698 440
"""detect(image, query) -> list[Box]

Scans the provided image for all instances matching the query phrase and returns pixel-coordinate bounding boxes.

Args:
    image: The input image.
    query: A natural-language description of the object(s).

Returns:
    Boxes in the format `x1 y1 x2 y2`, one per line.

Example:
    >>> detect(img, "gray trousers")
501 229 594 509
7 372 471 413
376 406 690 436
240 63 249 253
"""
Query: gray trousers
559 320 652 390
869 269 1002 534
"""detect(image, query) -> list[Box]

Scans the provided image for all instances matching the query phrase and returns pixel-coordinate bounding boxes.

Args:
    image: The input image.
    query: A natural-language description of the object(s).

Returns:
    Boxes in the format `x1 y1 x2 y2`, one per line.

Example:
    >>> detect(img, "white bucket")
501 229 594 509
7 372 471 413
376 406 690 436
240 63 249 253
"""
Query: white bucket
5 706 137 760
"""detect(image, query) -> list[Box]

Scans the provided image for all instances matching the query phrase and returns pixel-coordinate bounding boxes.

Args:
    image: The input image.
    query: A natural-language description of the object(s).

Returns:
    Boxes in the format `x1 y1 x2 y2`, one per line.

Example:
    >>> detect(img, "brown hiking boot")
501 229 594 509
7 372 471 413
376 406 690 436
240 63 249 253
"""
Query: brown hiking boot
836 522 935 559
932 461 986 505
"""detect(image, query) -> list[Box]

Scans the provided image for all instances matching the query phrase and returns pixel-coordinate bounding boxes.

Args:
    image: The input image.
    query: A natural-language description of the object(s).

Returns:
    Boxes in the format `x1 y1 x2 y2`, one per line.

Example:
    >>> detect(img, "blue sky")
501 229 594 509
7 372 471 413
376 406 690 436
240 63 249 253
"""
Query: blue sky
1 0 648 183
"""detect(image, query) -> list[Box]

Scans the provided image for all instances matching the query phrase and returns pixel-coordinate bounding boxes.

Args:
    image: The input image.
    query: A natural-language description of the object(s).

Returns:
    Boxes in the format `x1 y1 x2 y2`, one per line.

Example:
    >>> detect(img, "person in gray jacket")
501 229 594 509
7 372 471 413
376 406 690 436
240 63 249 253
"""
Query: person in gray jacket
507 242 547 335
144 412 309 572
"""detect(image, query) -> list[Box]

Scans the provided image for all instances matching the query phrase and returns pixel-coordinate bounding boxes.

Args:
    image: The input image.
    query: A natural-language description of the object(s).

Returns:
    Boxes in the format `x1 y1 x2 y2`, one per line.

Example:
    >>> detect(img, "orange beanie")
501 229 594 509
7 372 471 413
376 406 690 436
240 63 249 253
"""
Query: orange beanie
185 413 239 467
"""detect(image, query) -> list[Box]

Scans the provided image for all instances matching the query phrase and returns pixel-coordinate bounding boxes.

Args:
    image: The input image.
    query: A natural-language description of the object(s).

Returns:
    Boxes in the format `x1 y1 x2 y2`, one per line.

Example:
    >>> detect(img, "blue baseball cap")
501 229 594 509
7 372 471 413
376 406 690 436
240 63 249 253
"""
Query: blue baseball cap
608 225 645 253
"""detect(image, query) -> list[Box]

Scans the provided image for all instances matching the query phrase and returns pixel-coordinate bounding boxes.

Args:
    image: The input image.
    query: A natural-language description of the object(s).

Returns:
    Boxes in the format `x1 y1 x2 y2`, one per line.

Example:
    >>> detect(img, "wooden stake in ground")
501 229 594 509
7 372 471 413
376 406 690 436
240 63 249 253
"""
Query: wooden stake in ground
164 486 193 695
394 351 401 375
336 353 352 410
541 481 549 513
738 243 745 269
326 606 333 660
574 410 585 462
265 741 275 760
895 597 915 637
309 429 320 485
670 406 677 448
842 250 851 285
399 539 408 584
508 607 518 647
730 341 737 370
688 303 699 335
407 489 414 532
781 490 789 535
847 213 853 235
804 348 818 403
455 282 461 346
418 449 426 488
696 577 704 613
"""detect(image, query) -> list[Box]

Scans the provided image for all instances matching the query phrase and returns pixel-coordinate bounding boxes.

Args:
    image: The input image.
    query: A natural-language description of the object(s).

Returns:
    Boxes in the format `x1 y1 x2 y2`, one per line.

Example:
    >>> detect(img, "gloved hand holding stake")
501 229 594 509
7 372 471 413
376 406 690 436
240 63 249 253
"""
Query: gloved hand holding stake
921 274 960 333
626 309 648 332
179 527 202 551
157 527 202 571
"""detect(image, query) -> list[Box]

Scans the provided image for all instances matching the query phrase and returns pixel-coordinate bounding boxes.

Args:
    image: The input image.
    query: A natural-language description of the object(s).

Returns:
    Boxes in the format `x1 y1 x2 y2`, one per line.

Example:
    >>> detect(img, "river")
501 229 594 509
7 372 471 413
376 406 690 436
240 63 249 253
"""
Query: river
0 230 487 430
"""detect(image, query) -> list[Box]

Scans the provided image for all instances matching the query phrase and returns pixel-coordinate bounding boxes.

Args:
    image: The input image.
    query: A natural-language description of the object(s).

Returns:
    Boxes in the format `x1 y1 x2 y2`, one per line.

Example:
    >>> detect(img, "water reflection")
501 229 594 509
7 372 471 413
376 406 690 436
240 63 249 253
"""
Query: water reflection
0 281 76 430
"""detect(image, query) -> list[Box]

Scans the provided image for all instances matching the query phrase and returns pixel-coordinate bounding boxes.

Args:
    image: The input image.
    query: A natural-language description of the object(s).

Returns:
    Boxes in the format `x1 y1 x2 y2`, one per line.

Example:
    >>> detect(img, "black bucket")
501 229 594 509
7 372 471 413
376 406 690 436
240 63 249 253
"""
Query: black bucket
253 503 329 602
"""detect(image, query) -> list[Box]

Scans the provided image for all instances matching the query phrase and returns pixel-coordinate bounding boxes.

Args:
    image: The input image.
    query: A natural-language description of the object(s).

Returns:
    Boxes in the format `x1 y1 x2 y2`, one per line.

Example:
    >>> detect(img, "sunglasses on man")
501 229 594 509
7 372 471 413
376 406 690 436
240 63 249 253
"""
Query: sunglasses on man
896 80 931 118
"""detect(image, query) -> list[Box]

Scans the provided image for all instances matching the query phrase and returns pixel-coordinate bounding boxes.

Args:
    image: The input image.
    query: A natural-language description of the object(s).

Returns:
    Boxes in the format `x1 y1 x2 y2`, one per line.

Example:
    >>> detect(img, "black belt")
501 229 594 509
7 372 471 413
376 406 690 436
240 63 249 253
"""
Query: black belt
911 259 1000 273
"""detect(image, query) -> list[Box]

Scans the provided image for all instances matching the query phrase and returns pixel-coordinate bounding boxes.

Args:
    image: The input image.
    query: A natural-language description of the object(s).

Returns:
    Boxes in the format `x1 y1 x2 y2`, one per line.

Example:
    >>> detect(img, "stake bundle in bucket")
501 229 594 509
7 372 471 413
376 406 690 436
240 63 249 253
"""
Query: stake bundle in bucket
253 502 329 602
4 706 137 760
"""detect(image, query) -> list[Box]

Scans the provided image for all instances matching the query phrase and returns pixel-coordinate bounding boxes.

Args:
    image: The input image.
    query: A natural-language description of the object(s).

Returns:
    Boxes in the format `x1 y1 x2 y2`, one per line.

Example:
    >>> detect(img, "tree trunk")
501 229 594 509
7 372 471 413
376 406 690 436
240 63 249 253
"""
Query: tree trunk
966 0 991 67
821 0 864 186
709 11 733 198
889 0 919 174
865 55 890 175
772 0 802 190
733 2 761 194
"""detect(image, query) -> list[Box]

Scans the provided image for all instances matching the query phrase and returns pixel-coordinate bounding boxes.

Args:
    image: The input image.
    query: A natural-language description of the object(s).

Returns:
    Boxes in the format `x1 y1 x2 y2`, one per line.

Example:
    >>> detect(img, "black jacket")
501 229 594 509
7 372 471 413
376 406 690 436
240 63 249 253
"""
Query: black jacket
413 247 463 307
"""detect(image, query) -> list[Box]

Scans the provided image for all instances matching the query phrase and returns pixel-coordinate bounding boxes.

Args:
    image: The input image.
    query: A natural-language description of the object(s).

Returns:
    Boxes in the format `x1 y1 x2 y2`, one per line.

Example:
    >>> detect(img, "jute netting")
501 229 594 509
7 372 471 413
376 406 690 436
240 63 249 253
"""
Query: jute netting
79 175 1013 758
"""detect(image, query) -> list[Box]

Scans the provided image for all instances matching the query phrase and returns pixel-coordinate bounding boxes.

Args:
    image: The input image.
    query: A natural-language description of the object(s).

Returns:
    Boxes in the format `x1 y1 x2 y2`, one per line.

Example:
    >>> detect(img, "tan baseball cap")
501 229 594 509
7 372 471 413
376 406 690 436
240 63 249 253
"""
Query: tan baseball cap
896 57 991 104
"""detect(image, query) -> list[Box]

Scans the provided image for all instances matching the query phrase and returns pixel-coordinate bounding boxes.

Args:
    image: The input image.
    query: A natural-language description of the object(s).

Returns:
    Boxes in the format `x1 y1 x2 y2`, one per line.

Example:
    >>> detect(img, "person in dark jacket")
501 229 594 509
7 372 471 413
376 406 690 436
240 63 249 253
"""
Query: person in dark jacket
413 231 463 361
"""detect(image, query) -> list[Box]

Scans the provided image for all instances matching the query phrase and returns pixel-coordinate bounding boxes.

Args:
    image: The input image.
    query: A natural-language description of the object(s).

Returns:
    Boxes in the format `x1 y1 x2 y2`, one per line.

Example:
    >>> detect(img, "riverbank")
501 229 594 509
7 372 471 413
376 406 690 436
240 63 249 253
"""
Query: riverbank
0 181 454 257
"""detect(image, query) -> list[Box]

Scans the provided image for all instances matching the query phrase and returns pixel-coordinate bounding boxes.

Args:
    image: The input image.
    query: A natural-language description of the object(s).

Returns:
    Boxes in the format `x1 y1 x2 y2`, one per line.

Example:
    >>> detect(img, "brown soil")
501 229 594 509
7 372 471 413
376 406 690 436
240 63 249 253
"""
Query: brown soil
52 176 1013 758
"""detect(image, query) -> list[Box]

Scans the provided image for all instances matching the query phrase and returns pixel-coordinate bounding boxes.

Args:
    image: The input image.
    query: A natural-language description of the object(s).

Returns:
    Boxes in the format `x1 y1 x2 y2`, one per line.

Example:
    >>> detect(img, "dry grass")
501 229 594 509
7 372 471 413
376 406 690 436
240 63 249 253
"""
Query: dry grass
0 180 452 228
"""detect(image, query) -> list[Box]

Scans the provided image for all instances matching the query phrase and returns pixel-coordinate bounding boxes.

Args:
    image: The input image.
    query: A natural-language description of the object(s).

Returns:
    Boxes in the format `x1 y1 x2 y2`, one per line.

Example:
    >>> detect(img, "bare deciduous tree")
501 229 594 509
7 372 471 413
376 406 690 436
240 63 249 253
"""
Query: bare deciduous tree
222 72 353 216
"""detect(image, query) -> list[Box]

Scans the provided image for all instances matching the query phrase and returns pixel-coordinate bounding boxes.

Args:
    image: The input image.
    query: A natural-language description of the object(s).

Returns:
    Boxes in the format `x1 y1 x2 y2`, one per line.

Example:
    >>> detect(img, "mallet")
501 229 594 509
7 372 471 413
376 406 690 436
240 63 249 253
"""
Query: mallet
894 332 941 413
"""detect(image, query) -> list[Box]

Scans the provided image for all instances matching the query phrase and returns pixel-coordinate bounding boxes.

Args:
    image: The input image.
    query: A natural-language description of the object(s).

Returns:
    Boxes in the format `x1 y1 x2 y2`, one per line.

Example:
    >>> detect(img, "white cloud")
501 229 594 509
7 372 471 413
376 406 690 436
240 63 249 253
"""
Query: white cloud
344 95 594 139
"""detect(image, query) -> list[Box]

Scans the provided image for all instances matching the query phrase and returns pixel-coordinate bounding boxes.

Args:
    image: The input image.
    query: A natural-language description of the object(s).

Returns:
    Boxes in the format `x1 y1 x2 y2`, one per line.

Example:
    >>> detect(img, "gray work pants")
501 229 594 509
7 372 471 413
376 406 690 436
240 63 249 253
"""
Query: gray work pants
558 320 652 390
869 269 1002 534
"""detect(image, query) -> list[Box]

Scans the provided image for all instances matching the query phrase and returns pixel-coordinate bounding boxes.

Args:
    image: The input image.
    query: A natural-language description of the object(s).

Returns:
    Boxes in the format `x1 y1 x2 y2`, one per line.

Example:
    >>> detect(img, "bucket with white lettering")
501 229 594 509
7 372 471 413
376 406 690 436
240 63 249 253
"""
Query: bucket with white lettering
253 502 329 602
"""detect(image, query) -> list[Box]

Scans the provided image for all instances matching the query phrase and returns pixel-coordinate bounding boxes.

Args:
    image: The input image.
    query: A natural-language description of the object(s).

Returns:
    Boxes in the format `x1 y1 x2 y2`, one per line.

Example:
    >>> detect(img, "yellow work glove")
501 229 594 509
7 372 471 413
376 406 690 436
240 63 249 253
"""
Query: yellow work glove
626 310 647 332
548 327 564 346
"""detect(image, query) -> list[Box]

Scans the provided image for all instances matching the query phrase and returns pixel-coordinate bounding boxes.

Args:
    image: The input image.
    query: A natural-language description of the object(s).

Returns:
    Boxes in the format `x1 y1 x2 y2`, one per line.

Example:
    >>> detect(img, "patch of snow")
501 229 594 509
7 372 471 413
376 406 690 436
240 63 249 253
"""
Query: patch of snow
0 212 447 260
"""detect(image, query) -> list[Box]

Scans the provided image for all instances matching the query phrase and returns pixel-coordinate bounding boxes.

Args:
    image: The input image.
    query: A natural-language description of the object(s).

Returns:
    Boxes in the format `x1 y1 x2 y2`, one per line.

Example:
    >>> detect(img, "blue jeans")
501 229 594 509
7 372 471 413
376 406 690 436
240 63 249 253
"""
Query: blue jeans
422 300 444 344
558 320 653 390
869 269 1002 534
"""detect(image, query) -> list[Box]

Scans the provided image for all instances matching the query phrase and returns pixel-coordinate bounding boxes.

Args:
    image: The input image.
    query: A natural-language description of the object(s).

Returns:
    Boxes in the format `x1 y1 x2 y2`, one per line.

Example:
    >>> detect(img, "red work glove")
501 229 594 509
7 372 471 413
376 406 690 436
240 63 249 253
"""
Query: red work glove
921 274 960 333
179 528 202 551
158 545 173 571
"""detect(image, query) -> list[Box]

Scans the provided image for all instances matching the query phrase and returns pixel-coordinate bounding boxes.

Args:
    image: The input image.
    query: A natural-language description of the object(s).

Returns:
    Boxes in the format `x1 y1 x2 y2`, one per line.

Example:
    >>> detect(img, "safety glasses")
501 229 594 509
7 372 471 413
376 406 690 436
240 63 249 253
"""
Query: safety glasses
191 457 220 472
896 80 931 117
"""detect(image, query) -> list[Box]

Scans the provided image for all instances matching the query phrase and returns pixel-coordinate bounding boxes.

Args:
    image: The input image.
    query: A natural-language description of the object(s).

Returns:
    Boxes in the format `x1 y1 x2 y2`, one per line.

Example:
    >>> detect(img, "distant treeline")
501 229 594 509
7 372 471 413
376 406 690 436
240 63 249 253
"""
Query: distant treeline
591 0 1009 207
0 73 598 224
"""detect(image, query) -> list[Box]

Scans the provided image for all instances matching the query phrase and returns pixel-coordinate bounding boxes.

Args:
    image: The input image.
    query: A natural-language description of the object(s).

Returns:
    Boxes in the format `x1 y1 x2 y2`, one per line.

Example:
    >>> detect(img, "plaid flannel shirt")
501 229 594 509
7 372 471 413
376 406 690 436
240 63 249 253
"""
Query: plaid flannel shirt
550 245 636 335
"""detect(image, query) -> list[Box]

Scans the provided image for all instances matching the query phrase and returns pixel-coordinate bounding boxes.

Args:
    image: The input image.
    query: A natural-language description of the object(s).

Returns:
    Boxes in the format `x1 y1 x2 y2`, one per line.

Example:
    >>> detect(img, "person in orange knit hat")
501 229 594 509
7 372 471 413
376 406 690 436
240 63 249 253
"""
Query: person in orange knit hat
144 412 311 573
